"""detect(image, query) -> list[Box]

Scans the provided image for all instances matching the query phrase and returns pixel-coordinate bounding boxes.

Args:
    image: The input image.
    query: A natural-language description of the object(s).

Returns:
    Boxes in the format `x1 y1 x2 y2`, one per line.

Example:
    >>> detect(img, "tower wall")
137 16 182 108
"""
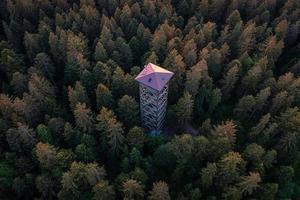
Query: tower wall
139 83 169 131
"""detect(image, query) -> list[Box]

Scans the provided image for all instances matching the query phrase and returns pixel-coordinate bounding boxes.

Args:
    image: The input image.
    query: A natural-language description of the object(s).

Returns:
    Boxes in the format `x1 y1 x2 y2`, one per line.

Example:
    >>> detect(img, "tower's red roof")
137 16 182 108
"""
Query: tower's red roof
135 63 174 91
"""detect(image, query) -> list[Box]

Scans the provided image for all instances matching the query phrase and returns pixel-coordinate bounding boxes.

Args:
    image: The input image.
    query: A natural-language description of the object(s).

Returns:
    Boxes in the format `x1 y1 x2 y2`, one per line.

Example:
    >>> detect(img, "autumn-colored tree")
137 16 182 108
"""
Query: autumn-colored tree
148 181 170 200
261 36 284 67
151 29 167 61
96 83 114 110
35 142 57 170
0 1 299 199
68 81 89 111
217 152 245 187
212 120 237 145
96 107 125 154
182 39 197 67
237 22 256 56
122 179 144 200
74 103 94 133
27 73 56 114
81 5 100 41
238 172 261 196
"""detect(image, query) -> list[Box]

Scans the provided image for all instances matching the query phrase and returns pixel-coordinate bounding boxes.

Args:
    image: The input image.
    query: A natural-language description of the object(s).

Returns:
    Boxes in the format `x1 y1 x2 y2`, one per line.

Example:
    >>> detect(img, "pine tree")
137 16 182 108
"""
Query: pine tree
207 49 222 80
35 142 57 170
182 39 197 68
0 48 24 79
68 81 89 111
96 83 114 110
148 181 171 200
212 120 237 145
151 30 167 62
270 91 293 115
249 113 271 139
234 95 256 120
111 67 126 98
24 32 41 62
58 162 106 199
6 123 37 154
201 162 217 188
175 92 194 125
163 49 186 102
32 53 55 81
261 36 284 67
243 143 265 164
122 179 144 200
74 103 94 134
217 152 245 187
92 180 115 200
11 72 28 96
117 95 139 128
94 41 108 62
185 60 209 97
96 107 125 154
238 172 261 196
237 22 256 56
35 174 56 199
221 64 239 100
127 127 145 150
81 5 100 41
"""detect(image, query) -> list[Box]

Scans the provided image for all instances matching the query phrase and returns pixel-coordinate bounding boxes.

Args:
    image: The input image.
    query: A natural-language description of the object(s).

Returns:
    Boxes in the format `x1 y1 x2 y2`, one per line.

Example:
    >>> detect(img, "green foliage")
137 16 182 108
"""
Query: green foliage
117 95 139 128
0 162 15 189
122 179 144 200
148 181 171 200
174 92 194 125
35 142 58 170
96 83 114 110
92 180 115 200
36 124 53 144
0 0 299 199
127 126 145 150
58 162 106 200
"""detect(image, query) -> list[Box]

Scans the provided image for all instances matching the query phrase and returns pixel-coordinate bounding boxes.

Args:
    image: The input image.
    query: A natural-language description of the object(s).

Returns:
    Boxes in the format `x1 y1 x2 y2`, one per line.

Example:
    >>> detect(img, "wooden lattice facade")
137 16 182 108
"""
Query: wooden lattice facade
135 63 174 132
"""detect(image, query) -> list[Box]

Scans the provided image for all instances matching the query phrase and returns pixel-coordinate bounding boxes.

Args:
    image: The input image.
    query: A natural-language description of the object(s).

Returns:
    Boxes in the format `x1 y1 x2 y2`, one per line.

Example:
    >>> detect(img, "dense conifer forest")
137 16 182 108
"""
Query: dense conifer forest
0 0 300 199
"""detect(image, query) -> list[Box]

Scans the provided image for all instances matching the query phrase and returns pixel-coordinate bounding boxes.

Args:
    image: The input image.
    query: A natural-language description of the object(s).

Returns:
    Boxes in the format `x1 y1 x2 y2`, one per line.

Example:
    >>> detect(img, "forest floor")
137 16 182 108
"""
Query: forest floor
184 124 199 135
164 123 198 136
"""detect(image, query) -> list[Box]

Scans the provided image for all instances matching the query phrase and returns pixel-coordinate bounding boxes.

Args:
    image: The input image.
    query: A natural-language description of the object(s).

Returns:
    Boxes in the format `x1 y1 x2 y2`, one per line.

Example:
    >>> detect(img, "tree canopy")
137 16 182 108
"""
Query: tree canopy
0 0 300 199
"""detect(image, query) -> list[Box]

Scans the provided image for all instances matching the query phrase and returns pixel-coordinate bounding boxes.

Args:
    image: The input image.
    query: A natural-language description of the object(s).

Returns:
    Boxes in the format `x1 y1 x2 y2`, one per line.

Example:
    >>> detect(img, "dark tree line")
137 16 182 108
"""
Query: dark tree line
0 0 299 199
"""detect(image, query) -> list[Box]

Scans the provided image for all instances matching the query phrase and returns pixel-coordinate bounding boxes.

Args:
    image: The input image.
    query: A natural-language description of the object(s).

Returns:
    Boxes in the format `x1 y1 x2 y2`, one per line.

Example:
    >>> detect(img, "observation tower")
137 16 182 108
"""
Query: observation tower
135 63 174 132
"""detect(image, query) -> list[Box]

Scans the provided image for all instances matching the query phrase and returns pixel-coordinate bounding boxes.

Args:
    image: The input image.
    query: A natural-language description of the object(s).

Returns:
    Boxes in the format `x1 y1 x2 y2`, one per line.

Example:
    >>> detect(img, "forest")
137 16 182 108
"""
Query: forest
0 0 299 199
